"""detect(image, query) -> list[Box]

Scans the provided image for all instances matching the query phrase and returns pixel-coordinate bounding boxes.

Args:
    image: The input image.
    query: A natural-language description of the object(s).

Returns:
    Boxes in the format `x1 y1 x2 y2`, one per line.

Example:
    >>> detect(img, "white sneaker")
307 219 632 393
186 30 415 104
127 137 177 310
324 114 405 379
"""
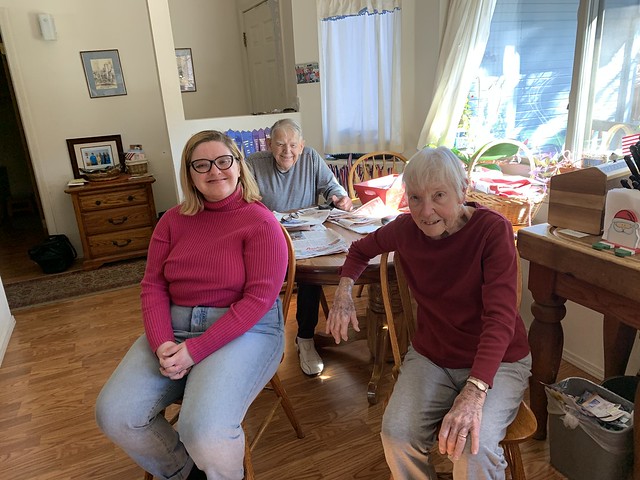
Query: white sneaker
296 337 324 376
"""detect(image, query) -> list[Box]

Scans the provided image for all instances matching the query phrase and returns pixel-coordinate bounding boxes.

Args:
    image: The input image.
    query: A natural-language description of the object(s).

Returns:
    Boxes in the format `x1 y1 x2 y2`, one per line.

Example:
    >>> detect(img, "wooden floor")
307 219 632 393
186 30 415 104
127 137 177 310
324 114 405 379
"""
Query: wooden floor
0 283 597 480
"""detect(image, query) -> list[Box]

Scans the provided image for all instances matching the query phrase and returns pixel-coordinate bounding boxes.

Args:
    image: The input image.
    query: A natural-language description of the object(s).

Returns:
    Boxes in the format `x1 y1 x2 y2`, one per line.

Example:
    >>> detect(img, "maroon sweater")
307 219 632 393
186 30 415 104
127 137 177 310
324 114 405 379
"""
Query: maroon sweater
340 204 529 386
141 187 287 364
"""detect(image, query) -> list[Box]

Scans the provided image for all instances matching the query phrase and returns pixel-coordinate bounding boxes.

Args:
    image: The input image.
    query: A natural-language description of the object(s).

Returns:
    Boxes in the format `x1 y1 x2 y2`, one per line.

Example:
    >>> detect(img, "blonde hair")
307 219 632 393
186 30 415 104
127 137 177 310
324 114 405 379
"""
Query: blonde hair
403 147 468 203
179 130 261 215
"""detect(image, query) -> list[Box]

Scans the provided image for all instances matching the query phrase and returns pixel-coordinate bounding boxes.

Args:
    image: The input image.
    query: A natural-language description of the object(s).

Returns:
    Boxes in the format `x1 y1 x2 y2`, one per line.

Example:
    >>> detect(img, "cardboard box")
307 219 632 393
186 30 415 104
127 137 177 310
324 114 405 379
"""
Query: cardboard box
547 377 633 480
548 162 630 234
354 174 407 210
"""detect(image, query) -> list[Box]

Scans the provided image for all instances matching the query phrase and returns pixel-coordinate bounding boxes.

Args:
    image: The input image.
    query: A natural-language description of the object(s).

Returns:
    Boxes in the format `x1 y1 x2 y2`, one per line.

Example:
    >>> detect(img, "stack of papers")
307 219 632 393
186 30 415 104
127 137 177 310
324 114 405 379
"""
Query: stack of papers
274 207 330 232
289 227 349 259
67 178 87 187
545 383 633 430
328 197 404 234
578 391 632 424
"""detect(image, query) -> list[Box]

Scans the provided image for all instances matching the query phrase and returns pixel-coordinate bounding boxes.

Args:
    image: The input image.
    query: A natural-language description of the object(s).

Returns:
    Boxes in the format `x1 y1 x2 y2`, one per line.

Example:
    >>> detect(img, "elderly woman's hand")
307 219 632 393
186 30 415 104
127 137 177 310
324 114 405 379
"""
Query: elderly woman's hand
326 277 359 343
438 383 486 460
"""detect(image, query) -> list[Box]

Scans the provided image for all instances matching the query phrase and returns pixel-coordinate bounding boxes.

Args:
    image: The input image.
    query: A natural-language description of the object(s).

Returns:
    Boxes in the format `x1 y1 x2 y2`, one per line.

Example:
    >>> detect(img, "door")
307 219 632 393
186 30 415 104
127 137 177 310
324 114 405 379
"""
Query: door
243 0 287 114
0 34 48 283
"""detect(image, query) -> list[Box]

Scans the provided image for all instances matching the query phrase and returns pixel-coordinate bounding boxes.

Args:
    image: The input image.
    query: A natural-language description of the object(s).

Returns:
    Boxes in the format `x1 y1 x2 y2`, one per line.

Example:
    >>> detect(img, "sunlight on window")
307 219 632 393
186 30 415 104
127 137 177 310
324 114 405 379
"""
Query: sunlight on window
459 0 579 156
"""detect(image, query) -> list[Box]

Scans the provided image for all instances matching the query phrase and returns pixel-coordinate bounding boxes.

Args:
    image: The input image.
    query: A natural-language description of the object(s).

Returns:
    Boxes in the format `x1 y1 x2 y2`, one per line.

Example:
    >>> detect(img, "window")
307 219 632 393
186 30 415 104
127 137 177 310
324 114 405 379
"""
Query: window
317 2 403 154
461 0 640 160
462 0 580 155
568 0 640 158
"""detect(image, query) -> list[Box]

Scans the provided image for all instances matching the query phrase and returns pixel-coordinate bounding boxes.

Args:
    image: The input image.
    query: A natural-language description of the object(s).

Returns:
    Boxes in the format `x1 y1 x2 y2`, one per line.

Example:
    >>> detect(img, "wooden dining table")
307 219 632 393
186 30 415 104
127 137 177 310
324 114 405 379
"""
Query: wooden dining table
293 221 406 405
517 223 640 479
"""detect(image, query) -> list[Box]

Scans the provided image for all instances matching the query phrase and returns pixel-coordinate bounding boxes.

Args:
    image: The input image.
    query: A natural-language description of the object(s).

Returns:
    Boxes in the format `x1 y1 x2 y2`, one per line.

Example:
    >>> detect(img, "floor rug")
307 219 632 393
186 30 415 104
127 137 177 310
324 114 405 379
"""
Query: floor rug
4 258 146 310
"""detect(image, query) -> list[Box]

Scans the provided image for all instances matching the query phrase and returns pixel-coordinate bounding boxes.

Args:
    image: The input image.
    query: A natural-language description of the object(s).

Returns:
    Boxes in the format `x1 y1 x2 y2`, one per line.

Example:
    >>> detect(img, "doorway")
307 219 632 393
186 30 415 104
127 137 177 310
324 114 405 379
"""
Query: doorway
0 34 48 284
241 0 297 115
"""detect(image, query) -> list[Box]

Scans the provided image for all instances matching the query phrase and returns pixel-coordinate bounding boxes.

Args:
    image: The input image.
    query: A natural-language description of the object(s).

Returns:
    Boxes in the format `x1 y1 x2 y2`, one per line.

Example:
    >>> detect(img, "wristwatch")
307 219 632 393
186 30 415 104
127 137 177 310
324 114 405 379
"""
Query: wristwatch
467 376 489 393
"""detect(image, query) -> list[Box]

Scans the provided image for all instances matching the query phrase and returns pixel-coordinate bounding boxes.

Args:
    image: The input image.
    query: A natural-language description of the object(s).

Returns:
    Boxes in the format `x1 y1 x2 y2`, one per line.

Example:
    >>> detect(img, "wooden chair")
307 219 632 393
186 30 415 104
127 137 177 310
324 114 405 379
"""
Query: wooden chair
343 151 408 302
380 251 536 480
347 151 408 201
143 224 304 480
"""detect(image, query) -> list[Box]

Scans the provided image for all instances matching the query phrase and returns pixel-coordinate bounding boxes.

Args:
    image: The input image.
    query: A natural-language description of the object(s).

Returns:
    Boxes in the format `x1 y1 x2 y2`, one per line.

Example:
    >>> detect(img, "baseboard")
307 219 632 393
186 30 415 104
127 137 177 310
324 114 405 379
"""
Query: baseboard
0 314 15 367
562 349 604 381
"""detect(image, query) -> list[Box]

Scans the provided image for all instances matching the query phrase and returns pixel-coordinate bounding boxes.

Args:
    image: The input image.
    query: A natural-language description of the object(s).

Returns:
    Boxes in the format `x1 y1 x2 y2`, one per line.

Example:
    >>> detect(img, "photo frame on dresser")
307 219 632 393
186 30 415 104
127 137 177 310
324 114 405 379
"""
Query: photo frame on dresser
66 134 125 179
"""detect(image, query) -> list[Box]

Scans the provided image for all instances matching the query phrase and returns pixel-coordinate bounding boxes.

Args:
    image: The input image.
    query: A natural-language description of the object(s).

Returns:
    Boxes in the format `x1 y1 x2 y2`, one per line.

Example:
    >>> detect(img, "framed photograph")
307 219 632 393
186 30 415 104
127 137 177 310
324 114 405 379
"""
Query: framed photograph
175 48 196 92
80 49 127 98
295 62 320 84
66 135 125 178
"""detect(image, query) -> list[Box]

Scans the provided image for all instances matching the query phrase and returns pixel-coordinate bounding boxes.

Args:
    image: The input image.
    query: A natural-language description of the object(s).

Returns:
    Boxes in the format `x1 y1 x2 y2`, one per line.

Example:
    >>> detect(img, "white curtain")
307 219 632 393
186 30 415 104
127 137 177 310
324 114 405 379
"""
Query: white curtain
317 0 403 153
417 0 497 149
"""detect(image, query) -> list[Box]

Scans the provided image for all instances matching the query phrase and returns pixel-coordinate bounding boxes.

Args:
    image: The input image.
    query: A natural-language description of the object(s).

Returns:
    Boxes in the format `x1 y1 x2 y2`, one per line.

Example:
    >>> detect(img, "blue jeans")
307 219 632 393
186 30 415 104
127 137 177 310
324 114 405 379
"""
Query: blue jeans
96 300 284 480
381 347 531 480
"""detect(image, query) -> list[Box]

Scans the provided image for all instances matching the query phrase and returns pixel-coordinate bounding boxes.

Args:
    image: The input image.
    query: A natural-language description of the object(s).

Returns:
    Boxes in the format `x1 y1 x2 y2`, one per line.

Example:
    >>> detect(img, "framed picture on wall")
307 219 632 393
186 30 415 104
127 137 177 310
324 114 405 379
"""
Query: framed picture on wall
175 48 196 92
66 134 125 178
80 49 127 98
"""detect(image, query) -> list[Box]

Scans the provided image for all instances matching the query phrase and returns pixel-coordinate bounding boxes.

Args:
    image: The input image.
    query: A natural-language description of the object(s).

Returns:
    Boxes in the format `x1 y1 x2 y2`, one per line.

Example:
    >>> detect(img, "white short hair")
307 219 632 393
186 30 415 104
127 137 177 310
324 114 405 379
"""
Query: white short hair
403 147 468 202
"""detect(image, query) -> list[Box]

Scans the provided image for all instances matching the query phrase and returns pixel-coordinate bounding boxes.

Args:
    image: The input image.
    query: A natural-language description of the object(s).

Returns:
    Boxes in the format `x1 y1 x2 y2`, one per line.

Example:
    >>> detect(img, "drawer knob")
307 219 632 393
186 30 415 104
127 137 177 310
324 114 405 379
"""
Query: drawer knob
95 200 102 206
108 216 128 225
127 195 135 201
112 239 132 248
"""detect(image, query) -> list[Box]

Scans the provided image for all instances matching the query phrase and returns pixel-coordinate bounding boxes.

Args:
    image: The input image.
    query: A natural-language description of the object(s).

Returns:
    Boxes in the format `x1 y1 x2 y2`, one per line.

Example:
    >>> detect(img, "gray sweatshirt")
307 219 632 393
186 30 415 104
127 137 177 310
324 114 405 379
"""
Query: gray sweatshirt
246 147 347 212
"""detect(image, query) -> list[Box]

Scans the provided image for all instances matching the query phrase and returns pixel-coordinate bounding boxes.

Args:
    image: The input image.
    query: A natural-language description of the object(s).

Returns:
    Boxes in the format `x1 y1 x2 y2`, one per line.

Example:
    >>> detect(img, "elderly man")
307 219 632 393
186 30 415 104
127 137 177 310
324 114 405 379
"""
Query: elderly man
247 119 352 375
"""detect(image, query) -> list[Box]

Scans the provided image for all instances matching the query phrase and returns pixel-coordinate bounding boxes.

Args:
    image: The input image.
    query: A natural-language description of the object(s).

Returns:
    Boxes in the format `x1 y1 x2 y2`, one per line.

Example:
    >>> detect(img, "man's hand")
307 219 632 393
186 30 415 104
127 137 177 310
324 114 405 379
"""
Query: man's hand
332 195 353 212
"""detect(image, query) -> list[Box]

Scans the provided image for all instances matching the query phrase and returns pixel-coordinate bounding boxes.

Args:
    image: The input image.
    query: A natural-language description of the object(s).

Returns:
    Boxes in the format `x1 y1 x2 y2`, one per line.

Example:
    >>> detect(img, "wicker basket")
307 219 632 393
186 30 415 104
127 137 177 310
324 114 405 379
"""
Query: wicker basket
465 139 544 226
82 166 122 182
126 159 148 175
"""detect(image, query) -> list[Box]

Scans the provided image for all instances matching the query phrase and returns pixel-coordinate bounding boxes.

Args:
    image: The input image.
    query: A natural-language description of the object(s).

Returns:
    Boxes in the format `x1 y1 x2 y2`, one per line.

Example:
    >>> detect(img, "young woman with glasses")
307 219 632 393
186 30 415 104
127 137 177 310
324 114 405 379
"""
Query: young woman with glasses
96 130 288 480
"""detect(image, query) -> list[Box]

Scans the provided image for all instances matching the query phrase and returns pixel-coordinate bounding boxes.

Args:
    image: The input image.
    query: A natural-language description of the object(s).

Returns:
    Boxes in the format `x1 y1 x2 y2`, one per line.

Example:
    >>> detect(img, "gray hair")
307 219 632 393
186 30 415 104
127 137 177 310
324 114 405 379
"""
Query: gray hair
270 118 303 140
403 147 468 202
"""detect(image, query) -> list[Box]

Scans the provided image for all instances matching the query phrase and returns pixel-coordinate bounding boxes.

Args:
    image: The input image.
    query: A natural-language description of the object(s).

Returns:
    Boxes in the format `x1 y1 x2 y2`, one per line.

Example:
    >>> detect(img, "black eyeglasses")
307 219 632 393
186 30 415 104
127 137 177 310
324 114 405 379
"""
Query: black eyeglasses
189 155 235 173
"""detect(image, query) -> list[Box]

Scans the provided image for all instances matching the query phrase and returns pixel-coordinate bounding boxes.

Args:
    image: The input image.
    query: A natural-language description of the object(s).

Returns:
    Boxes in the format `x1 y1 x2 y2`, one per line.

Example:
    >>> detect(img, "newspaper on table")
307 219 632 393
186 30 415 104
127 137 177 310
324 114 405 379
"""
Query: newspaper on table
274 207 330 232
288 226 349 259
327 197 403 234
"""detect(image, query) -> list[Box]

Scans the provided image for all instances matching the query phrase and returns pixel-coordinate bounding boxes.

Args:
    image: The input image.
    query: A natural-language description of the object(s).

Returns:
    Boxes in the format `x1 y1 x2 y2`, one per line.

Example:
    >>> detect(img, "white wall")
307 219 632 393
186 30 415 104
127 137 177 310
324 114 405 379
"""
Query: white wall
0 276 15 366
0 0 178 258
168 0 250 119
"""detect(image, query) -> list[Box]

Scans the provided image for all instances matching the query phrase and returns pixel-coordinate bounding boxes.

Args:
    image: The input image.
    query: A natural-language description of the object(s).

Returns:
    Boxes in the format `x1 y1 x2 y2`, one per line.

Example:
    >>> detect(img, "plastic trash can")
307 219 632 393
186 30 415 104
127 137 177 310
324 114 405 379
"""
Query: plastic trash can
546 377 633 480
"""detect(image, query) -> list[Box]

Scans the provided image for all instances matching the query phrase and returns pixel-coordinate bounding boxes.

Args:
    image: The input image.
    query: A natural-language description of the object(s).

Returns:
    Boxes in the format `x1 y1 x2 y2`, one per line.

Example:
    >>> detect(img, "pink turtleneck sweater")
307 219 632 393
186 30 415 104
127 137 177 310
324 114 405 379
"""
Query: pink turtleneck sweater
140 187 287 364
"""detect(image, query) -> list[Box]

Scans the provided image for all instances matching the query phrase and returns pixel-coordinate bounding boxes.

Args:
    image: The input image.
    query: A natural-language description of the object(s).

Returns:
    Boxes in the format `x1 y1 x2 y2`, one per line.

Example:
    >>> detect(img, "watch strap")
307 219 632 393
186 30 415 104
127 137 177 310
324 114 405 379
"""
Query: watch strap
467 376 489 392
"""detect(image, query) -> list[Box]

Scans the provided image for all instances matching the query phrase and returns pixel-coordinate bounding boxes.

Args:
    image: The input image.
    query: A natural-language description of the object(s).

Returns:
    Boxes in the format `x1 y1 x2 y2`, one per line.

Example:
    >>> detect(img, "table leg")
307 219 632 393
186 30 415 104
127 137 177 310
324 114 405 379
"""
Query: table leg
527 264 566 440
366 282 405 405
603 315 636 379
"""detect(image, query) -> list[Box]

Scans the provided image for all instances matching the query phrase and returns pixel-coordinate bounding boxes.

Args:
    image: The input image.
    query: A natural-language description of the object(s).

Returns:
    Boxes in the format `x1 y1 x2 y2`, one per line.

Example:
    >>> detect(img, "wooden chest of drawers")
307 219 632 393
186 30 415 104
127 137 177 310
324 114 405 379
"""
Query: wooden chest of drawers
65 175 157 270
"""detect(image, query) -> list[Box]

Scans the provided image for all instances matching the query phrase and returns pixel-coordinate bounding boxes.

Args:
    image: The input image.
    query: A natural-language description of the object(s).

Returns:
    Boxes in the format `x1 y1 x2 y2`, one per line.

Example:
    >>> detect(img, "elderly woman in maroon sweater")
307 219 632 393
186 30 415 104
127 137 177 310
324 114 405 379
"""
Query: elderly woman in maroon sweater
96 131 287 480
327 146 531 480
